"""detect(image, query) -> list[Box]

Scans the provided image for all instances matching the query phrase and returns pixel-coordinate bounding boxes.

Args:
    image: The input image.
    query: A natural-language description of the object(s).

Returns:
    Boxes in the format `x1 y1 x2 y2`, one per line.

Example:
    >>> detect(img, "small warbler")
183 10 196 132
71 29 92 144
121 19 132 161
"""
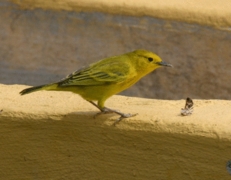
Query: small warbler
20 49 172 124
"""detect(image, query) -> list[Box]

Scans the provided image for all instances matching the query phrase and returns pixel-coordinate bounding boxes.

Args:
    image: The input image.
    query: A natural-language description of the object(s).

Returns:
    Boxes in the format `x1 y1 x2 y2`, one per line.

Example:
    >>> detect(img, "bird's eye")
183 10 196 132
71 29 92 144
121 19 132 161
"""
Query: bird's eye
148 57 153 62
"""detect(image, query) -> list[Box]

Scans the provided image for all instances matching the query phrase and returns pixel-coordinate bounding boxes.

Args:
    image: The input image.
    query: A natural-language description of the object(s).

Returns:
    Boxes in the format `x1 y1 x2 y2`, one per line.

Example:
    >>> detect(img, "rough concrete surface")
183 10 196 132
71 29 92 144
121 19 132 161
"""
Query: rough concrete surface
1 0 231 99
0 1 231 179
10 0 231 28
0 84 231 179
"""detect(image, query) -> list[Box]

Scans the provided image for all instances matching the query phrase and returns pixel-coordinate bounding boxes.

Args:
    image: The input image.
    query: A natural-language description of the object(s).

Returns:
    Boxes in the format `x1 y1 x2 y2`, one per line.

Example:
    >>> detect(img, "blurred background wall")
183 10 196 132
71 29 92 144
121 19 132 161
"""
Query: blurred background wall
1 0 231 99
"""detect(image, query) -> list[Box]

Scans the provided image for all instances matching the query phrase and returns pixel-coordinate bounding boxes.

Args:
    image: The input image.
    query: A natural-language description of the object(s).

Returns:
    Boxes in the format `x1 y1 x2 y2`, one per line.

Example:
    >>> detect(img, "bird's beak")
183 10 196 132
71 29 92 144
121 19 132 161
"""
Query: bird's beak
157 61 173 67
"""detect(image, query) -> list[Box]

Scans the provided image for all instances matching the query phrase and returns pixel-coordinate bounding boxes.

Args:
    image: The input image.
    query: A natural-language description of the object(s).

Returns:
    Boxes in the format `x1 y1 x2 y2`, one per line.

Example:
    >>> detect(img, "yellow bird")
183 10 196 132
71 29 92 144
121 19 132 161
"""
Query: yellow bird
20 49 172 123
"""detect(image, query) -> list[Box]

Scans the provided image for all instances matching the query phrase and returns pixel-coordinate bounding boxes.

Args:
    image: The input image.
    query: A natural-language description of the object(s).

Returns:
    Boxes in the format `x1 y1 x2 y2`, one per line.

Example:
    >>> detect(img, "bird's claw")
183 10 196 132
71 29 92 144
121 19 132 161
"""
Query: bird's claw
93 109 114 119
93 107 138 125
113 113 138 126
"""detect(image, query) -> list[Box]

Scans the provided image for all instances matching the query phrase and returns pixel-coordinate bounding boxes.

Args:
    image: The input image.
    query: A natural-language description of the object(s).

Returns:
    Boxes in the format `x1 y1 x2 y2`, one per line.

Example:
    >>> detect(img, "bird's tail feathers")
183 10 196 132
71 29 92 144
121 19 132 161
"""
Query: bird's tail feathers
20 83 58 95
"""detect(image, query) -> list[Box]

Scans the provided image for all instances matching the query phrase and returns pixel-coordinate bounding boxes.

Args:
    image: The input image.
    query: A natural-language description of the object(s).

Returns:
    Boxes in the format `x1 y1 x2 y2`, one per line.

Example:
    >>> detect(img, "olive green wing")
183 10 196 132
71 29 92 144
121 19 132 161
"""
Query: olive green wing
58 60 134 86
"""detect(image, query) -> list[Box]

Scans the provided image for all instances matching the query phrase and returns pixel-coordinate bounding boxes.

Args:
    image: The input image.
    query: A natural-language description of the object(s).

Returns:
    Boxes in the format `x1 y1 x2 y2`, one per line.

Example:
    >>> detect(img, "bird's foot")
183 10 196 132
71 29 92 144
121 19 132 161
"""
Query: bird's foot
113 112 138 126
95 107 138 125
87 101 137 125
93 107 115 118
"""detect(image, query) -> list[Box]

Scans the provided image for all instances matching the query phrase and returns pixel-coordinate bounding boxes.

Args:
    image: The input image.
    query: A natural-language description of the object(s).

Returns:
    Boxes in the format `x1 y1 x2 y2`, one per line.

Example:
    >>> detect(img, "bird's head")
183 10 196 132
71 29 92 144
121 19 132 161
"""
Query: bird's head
131 49 172 74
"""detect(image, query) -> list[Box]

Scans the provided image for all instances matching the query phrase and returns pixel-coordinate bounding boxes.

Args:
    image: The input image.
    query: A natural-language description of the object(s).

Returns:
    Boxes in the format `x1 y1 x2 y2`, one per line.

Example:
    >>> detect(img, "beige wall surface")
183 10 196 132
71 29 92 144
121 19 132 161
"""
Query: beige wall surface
0 84 231 179
1 0 231 99
10 0 231 28
0 0 231 178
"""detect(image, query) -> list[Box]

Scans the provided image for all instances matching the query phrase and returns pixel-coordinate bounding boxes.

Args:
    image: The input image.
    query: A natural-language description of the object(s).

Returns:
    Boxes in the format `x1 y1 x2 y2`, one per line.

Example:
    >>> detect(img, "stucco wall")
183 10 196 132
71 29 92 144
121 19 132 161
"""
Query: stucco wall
1 0 231 179
0 84 231 179
1 0 231 99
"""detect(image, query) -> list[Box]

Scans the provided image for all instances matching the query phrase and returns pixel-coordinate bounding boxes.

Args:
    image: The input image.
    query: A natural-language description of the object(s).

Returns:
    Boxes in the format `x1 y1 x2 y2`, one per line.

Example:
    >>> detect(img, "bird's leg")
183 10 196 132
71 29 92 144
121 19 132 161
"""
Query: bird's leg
103 107 138 125
87 101 102 112
87 101 137 125
87 101 116 116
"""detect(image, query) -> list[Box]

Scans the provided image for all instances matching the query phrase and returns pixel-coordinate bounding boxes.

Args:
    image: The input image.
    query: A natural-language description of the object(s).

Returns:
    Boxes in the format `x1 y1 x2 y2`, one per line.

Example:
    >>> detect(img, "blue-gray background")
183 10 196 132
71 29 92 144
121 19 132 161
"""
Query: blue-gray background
1 1 231 99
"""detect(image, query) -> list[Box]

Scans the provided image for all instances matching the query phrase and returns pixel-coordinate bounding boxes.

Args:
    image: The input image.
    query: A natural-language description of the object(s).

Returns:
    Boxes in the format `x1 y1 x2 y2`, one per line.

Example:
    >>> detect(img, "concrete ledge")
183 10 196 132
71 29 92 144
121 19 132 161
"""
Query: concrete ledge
0 84 231 179
10 0 231 28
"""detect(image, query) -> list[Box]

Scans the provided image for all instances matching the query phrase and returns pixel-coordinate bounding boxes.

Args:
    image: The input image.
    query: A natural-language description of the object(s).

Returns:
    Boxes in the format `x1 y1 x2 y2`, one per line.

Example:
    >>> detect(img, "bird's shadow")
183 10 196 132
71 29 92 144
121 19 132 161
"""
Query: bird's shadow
63 110 119 126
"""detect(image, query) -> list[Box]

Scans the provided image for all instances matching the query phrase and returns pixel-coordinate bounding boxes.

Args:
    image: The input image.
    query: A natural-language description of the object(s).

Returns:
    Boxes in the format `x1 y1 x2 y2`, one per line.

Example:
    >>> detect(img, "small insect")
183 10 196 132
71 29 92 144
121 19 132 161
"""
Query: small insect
181 97 193 116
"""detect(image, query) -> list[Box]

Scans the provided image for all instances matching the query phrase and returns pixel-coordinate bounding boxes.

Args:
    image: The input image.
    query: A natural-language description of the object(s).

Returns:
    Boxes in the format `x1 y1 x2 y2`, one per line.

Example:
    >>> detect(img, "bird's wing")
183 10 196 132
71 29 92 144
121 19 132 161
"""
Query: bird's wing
58 60 134 86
